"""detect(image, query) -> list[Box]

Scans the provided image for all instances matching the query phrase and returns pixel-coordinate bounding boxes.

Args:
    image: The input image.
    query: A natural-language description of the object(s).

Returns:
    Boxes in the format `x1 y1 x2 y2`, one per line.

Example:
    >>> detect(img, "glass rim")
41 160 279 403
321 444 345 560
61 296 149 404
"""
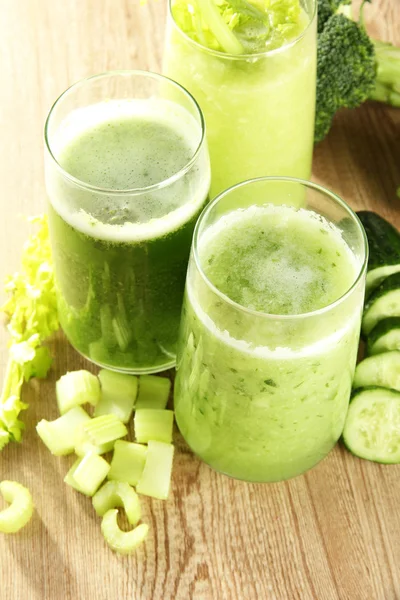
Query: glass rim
192 176 369 321
168 0 317 61
44 69 206 196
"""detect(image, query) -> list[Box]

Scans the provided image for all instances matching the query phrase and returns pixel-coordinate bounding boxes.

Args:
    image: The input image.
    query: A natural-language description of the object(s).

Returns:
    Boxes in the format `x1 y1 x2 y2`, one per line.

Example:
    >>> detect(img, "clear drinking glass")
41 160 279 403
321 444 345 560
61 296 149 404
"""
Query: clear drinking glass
45 71 210 374
164 0 317 198
174 177 368 482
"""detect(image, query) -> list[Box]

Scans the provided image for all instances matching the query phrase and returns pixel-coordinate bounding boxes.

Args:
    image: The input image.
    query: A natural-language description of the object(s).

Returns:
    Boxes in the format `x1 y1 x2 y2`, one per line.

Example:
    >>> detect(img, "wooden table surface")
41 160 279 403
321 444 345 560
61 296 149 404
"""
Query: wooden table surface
1 1 400 599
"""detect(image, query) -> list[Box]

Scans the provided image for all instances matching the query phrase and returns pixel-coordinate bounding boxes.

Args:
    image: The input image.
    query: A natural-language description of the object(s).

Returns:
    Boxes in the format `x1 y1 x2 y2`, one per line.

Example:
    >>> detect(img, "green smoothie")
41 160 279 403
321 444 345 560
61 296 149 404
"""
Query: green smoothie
47 98 210 372
174 205 362 481
164 0 316 198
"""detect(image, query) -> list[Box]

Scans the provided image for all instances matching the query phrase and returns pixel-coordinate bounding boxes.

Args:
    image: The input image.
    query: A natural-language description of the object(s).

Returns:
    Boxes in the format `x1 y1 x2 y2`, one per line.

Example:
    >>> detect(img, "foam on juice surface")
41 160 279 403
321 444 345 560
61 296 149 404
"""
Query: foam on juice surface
47 98 210 243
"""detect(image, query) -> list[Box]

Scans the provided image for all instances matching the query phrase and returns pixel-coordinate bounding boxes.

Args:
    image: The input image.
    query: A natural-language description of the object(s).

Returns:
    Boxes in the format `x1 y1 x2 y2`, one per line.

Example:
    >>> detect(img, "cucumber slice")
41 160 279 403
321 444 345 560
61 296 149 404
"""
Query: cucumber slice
353 351 400 391
0 481 34 534
56 370 101 414
134 409 174 444
367 318 400 355
64 453 110 497
362 273 400 335
36 406 91 456
135 376 171 410
136 440 174 500
92 481 141 525
108 441 147 486
101 509 149 555
94 370 138 423
343 387 400 463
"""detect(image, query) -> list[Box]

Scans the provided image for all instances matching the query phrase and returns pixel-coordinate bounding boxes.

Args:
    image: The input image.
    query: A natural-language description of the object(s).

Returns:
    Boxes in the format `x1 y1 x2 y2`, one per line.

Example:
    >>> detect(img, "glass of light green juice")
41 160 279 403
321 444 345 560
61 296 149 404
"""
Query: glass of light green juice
164 0 317 198
174 177 368 482
44 71 210 374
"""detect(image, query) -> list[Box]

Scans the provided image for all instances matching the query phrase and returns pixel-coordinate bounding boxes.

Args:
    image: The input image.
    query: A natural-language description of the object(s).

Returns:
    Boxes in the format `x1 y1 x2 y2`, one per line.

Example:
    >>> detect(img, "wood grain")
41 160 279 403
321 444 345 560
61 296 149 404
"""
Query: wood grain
1 1 400 599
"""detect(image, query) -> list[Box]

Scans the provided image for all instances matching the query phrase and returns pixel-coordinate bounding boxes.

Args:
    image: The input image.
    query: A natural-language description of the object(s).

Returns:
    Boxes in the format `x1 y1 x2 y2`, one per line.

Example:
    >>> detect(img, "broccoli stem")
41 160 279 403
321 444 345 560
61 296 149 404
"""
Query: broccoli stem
370 40 400 106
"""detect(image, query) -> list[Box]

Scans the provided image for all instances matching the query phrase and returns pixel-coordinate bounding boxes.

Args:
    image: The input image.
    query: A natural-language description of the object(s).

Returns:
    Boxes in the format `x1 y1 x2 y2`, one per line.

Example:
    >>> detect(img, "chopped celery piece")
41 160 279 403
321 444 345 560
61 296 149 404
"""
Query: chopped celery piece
94 369 138 423
0 480 34 533
135 375 171 410
92 481 141 525
36 406 91 456
134 409 174 444
56 370 100 414
101 509 148 555
108 440 147 486
83 414 127 446
74 426 115 457
136 440 174 500
64 453 110 497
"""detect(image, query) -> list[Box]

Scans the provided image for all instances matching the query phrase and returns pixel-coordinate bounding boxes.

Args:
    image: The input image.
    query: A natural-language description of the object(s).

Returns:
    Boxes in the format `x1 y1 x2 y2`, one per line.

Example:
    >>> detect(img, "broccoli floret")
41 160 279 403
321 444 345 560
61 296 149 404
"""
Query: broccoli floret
315 13 376 142
317 0 351 33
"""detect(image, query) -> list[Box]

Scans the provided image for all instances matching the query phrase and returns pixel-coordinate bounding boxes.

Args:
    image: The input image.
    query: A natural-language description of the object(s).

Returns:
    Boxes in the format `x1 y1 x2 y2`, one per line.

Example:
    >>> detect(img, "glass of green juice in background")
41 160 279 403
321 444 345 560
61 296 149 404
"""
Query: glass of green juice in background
164 0 317 198
45 71 210 373
174 178 368 483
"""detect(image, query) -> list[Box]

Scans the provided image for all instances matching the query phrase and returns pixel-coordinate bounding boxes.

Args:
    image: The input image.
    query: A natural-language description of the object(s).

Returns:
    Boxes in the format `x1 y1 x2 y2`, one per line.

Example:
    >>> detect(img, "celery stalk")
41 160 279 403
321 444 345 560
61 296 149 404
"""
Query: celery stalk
101 509 149 555
92 481 141 525
83 414 127 446
196 0 244 54
136 440 174 500
94 369 138 423
0 480 34 534
135 375 171 410
56 370 101 415
108 440 147 486
36 406 91 456
134 409 174 444
64 453 110 497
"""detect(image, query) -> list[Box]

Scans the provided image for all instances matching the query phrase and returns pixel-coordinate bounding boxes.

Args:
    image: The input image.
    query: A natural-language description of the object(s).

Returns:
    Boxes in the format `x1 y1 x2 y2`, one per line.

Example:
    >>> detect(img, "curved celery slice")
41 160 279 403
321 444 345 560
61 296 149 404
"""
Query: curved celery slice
83 414 127 446
108 440 147 486
101 509 148 555
74 431 115 457
92 481 141 525
135 375 171 410
0 481 34 534
56 370 101 415
36 406 91 456
136 440 174 500
134 409 174 444
64 453 110 497
94 370 138 423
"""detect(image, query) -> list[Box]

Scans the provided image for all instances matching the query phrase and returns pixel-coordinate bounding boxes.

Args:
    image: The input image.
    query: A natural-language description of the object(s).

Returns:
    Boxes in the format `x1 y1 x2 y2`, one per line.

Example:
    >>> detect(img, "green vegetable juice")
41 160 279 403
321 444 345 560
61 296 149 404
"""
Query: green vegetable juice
164 0 316 198
47 98 210 372
174 205 362 482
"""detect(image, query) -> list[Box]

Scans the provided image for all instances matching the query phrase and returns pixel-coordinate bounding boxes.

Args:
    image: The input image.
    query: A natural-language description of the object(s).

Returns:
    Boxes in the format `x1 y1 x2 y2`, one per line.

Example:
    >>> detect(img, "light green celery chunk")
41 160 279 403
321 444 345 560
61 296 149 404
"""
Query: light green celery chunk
83 414 127 446
56 370 101 414
64 453 110 497
101 509 149 555
92 481 141 525
134 409 174 444
74 426 115 457
136 440 174 500
94 369 138 423
108 440 147 486
135 375 171 410
0 481 34 533
36 406 91 456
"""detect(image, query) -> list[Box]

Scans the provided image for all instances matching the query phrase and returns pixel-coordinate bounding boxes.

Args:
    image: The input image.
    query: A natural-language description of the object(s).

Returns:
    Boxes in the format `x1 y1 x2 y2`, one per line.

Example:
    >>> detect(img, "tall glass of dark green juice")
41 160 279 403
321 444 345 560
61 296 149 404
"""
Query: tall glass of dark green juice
44 71 210 373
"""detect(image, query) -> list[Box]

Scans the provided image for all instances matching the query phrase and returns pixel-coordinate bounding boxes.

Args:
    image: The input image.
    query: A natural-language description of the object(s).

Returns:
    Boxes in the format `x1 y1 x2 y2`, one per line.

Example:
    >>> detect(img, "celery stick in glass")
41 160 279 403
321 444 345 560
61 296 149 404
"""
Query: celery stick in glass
56 370 100 414
135 375 171 410
134 409 174 444
136 440 174 500
36 406 91 456
83 414 127 446
0 481 34 534
108 440 147 486
94 369 138 423
101 509 149 555
64 453 110 496
93 481 141 525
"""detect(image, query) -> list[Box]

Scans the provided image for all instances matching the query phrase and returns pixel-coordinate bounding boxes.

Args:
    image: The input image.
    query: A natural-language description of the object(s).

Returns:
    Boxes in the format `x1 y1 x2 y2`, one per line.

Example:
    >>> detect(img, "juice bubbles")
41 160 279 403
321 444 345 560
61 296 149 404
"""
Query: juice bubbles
45 72 210 373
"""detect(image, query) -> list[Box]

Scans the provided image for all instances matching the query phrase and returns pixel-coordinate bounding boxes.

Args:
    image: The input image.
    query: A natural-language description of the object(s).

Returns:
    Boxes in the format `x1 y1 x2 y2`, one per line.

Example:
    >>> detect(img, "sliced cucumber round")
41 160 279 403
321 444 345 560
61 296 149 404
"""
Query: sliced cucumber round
343 387 400 463
353 351 400 391
362 273 400 335
367 317 400 355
